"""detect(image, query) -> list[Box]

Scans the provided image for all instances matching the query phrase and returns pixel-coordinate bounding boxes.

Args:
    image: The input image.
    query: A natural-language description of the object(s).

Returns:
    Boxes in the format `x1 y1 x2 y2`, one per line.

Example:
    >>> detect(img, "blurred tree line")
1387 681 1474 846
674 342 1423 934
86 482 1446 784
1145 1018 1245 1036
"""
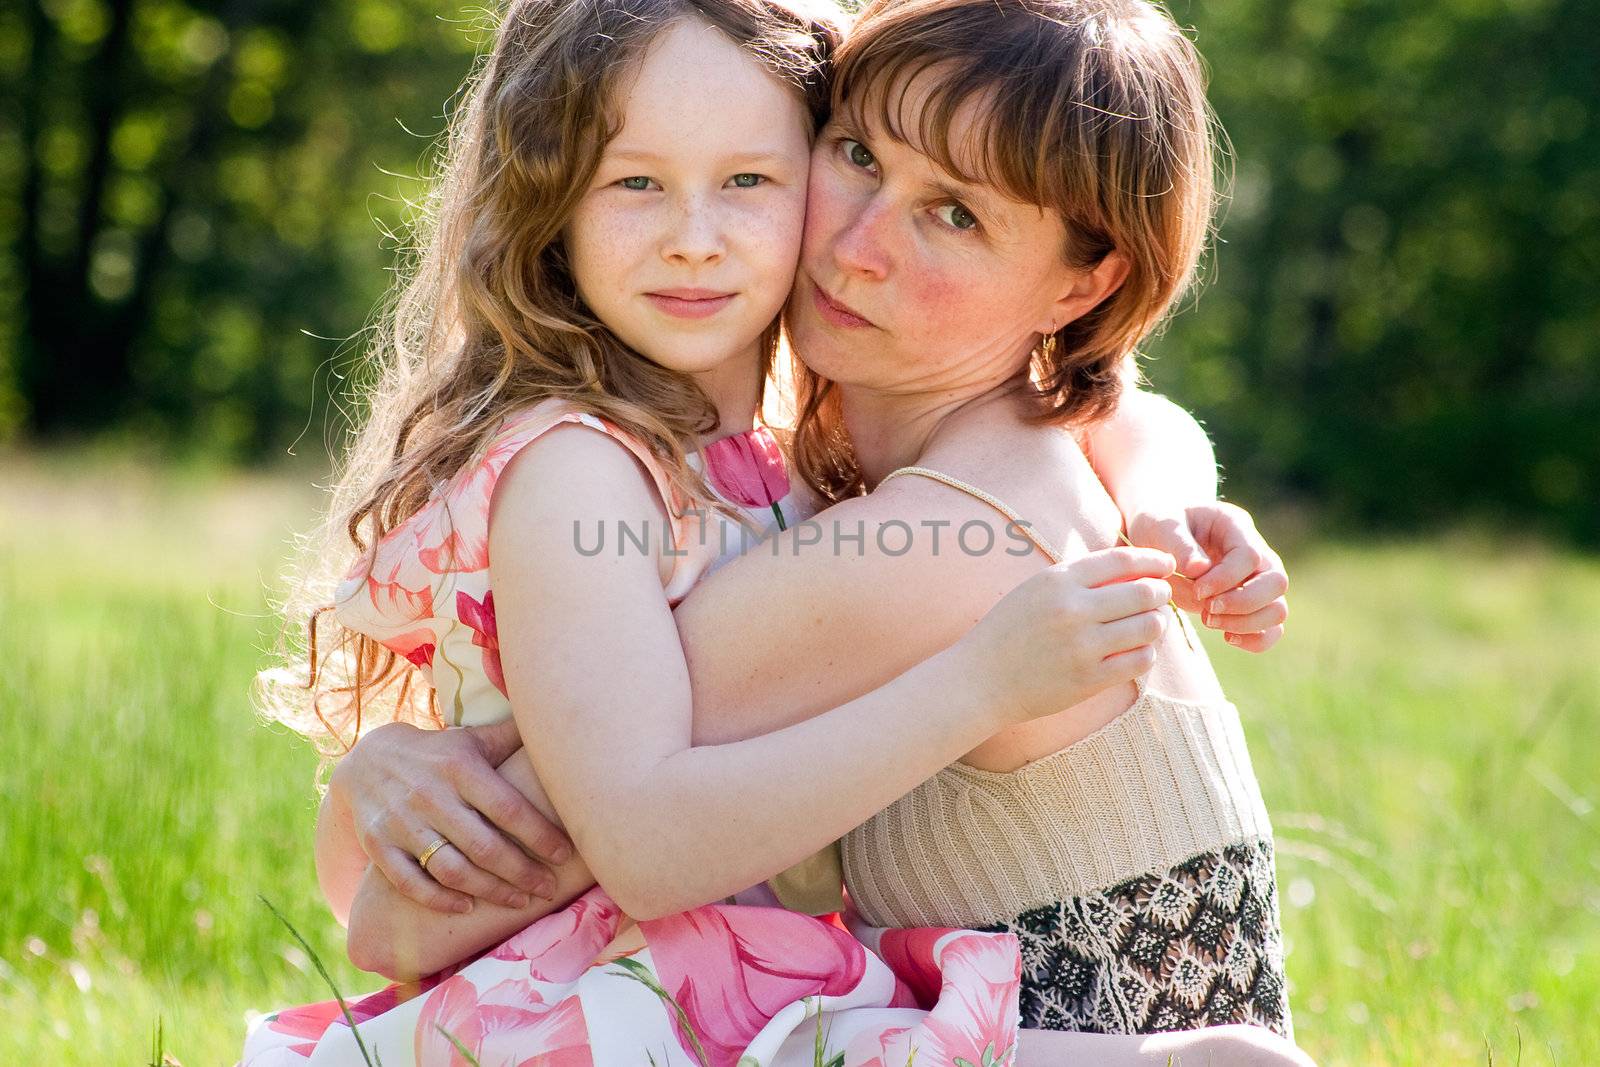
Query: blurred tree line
1 0 1596 542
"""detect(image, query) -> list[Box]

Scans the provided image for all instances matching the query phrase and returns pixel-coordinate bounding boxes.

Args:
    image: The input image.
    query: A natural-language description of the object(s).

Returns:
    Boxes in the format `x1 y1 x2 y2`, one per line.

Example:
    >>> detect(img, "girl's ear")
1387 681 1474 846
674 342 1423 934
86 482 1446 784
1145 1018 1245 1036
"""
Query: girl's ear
1045 249 1131 331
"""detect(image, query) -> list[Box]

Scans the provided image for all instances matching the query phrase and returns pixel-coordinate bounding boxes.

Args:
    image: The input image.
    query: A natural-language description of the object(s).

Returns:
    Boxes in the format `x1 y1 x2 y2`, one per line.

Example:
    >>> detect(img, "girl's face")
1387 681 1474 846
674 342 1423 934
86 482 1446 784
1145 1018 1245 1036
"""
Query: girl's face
565 19 813 385
785 70 1106 398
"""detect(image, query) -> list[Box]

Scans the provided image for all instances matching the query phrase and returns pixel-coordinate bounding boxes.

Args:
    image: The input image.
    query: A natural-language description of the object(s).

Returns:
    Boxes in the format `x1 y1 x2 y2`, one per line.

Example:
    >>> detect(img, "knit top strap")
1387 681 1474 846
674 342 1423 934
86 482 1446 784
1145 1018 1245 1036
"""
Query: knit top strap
878 465 1063 564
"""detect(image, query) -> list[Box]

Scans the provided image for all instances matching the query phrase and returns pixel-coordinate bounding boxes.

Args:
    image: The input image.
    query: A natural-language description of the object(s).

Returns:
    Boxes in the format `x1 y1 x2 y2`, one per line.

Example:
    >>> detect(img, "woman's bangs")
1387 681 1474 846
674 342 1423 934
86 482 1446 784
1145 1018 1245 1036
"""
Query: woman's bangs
835 50 1066 209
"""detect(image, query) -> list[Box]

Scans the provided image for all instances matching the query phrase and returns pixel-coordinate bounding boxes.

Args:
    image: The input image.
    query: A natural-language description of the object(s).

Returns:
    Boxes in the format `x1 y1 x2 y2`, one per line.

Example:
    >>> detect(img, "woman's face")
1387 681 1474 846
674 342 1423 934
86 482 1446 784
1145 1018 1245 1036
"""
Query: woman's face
565 19 813 381
785 72 1089 397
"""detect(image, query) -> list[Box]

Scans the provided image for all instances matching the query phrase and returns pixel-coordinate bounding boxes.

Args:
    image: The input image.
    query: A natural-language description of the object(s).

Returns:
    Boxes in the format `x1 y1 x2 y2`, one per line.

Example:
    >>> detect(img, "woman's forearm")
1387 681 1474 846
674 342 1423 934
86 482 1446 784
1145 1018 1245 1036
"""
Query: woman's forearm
344 750 597 979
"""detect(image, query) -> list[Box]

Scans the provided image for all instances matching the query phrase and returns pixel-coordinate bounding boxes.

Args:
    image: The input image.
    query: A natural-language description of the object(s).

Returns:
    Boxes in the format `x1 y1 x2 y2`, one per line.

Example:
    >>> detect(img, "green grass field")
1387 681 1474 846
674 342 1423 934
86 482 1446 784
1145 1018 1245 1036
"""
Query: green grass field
1 455 1595 1065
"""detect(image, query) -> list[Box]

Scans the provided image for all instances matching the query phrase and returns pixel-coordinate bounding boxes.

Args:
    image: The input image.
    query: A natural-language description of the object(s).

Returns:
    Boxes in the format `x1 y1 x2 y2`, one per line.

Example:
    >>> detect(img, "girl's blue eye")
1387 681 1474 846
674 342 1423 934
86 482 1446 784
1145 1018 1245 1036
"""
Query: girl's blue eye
842 139 876 170
936 203 979 231
619 176 653 191
729 173 764 188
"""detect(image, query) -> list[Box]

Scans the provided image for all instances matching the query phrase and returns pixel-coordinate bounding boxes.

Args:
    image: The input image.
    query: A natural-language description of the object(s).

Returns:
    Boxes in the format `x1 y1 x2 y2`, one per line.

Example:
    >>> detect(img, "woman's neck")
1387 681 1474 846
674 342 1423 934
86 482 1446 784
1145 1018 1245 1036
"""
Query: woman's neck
842 380 1025 490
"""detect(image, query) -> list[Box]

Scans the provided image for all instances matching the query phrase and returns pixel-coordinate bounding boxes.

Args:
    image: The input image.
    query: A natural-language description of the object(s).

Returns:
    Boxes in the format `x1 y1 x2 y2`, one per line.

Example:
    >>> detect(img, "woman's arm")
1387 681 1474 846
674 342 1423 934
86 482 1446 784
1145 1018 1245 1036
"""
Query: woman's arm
1017 1025 1315 1067
345 748 597 977
316 718 572 921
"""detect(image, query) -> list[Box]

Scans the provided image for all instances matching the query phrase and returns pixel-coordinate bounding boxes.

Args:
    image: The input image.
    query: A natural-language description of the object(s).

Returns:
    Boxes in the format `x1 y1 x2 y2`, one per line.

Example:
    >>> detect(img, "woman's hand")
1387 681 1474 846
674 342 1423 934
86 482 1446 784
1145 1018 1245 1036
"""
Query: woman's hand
960 546 1177 723
326 719 574 913
1125 502 1289 653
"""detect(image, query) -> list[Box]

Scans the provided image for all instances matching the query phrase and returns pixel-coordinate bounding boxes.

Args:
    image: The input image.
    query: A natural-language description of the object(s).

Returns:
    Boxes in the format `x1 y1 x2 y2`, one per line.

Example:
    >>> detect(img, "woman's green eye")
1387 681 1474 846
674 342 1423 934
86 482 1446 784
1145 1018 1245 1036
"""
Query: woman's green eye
730 173 764 188
619 176 652 190
938 203 979 231
844 139 875 169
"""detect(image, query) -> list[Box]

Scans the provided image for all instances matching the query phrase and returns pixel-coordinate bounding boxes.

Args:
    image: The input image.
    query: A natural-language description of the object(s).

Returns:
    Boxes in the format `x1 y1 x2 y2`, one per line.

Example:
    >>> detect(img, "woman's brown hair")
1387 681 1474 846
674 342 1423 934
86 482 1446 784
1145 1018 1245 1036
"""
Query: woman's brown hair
792 0 1226 503
257 0 842 758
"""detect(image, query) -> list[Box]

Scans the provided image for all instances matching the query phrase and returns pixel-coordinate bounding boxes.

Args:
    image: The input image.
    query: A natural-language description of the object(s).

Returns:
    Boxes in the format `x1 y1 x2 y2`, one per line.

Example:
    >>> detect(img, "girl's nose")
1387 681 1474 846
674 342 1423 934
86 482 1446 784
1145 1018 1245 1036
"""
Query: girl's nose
660 195 726 267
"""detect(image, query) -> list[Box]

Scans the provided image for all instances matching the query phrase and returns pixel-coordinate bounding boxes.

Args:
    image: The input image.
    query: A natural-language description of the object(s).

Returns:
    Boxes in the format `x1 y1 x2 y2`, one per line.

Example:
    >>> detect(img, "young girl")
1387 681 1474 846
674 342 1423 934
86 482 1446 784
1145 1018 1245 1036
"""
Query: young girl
245 0 1302 1062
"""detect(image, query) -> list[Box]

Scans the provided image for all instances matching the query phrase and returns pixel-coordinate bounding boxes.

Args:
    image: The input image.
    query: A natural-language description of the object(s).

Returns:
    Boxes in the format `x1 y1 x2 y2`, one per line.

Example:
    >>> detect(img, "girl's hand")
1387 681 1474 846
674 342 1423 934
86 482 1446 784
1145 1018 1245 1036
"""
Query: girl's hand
960 546 1177 724
1125 502 1289 653
327 719 574 913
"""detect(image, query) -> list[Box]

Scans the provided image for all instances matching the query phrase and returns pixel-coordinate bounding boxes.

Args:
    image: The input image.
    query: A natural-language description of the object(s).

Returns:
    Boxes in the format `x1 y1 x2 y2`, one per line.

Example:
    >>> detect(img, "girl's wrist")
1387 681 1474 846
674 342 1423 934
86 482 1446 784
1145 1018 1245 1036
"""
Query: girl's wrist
936 637 1027 736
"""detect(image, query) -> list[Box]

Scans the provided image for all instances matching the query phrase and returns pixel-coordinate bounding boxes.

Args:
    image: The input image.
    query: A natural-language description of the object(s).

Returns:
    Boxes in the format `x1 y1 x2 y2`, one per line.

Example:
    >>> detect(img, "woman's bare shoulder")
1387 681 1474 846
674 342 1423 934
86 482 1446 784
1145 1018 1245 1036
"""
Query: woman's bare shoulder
916 409 1123 560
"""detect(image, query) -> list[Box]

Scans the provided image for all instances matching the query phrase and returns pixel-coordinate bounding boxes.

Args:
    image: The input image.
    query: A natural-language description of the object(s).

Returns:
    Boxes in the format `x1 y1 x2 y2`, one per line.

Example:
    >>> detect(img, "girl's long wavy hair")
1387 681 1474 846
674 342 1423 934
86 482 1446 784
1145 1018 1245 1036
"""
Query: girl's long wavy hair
792 0 1228 503
257 0 842 759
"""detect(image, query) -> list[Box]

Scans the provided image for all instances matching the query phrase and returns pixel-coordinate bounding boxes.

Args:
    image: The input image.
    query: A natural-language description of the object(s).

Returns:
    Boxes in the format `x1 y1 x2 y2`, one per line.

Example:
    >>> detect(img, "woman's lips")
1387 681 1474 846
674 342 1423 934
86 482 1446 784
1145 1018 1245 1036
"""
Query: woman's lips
808 279 873 329
645 289 736 319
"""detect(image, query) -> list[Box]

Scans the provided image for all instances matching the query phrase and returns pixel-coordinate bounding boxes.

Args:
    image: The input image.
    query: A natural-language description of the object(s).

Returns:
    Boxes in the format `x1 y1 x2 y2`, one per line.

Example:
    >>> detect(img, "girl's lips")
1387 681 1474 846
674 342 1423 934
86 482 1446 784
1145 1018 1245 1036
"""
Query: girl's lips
808 279 873 329
645 291 736 319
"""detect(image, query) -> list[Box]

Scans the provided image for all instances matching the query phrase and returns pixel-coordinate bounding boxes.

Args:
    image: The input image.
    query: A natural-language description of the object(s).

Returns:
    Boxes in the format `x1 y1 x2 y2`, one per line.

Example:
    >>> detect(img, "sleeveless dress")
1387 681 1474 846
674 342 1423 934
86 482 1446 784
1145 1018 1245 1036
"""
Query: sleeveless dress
240 401 1023 1067
840 467 1292 1039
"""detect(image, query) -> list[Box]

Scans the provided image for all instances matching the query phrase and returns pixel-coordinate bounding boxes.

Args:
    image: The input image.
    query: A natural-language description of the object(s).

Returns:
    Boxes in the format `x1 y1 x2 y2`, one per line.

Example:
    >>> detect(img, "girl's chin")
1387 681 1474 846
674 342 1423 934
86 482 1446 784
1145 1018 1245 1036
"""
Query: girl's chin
638 342 767 379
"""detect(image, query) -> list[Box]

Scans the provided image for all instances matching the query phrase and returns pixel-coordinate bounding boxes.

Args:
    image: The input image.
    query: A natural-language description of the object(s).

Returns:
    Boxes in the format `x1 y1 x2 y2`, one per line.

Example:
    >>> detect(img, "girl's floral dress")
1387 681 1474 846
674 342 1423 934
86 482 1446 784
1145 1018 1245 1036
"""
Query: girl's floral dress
241 398 1022 1067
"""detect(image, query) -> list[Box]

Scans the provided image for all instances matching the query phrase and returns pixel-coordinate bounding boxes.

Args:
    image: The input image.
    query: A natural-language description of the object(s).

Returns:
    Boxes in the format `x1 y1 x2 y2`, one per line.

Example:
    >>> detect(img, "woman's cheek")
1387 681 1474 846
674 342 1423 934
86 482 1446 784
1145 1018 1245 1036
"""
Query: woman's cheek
801 163 853 255
904 266 967 337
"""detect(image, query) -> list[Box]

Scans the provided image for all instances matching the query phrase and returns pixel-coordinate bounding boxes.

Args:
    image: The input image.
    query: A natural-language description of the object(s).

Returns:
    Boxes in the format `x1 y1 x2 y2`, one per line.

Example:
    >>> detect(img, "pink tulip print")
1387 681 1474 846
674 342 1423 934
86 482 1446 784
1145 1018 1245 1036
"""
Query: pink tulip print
456 590 506 697
415 975 593 1067
244 892 1022 1066
490 887 624 981
636 903 870 1066
702 427 791 530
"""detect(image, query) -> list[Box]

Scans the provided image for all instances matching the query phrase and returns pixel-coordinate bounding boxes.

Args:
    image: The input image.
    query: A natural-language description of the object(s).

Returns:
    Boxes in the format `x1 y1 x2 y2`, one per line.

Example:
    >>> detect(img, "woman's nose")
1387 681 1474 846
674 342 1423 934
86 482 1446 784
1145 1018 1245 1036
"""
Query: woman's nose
660 195 726 267
831 193 893 281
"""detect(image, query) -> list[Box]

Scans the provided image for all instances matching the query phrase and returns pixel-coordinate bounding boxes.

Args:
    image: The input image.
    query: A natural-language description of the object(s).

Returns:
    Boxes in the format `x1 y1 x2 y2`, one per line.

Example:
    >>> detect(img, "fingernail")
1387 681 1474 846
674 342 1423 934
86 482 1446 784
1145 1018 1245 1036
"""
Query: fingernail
1224 633 1239 646
550 844 573 864
538 879 558 899
509 894 532 910
455 899 474 914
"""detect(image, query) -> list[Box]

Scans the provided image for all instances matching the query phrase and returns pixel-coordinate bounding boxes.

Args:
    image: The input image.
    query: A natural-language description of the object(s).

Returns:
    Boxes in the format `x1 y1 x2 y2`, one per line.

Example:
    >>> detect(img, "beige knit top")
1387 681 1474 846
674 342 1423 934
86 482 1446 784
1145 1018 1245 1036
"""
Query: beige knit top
842 466 1275 930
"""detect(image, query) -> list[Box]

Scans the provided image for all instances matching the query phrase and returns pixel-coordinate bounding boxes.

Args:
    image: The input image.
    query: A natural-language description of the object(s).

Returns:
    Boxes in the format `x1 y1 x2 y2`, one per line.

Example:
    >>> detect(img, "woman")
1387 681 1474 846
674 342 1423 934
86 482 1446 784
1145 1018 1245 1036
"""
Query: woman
294 0 1302 1061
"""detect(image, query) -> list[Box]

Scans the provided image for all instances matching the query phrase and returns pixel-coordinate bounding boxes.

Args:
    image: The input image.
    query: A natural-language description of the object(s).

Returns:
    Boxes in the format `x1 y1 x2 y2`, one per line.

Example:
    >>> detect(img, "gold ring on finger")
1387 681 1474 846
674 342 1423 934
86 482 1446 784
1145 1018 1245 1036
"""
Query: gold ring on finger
417 837 449 872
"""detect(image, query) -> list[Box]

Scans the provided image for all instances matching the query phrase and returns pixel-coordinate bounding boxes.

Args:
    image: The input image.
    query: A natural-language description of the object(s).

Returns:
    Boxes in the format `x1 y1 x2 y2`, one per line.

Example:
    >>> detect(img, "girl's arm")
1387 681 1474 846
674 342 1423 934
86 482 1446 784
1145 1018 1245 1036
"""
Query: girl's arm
315 786 369 929
325 388 1271 918
345 425 1169 977
336 393 1283 973
488 426 1168 920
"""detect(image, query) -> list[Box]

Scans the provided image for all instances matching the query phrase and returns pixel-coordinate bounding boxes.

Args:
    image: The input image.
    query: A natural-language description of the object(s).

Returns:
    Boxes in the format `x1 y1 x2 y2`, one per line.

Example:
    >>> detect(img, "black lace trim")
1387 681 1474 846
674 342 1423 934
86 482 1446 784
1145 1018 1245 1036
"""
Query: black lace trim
974 839 1291 1037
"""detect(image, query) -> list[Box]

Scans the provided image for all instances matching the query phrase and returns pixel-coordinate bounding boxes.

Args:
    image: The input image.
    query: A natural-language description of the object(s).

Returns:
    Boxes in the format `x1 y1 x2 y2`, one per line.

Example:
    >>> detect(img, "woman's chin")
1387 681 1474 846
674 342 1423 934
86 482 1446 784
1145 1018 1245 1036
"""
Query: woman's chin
785 312 860 383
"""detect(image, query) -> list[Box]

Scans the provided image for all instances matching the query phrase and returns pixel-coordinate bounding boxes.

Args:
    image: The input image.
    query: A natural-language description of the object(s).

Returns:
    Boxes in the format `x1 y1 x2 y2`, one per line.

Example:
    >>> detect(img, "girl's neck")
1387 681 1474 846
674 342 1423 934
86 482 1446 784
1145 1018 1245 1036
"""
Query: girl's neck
689 347 763 448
